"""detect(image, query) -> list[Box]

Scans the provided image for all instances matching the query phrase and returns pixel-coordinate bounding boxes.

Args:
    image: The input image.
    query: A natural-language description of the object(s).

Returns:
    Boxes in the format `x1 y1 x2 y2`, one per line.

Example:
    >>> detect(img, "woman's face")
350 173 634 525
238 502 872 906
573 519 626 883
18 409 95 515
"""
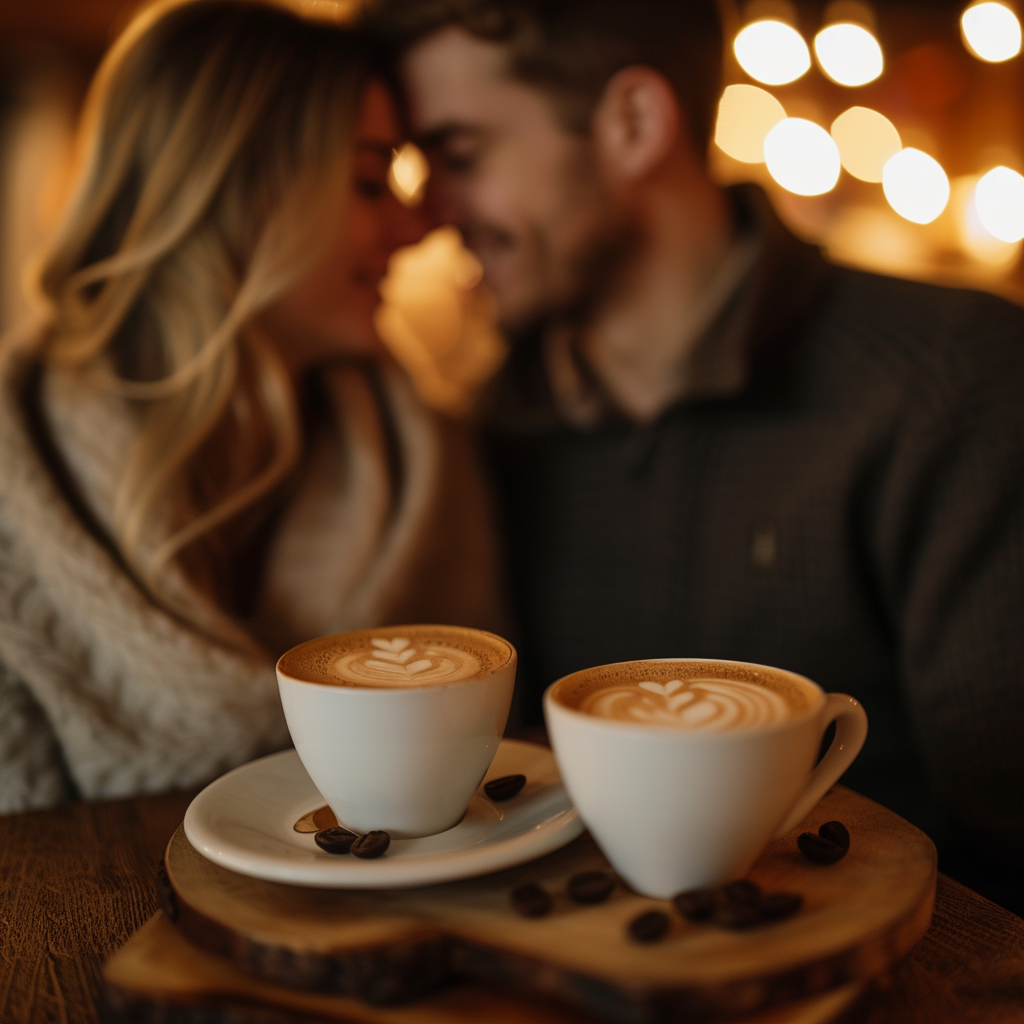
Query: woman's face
264 80 427 369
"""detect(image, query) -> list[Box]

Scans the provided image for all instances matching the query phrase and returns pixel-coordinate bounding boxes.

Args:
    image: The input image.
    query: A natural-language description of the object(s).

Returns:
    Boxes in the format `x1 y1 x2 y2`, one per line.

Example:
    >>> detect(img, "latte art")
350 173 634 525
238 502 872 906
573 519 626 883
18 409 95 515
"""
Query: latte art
277 625 513 689
331 637 482 687
580 678 793 731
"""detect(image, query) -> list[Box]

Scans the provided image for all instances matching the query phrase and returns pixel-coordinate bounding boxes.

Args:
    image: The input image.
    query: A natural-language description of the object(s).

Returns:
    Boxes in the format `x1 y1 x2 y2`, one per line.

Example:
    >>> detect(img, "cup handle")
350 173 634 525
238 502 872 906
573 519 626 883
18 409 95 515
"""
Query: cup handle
773 694 868 838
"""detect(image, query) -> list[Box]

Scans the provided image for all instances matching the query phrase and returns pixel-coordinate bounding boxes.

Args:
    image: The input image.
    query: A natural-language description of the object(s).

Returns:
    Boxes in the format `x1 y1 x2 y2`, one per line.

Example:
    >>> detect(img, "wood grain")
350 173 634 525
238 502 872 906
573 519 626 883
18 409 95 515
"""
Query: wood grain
2 787 1023 1023
102 912 866 1024
860 874 1024 1024
0 788 195 1024
162 786 937 1022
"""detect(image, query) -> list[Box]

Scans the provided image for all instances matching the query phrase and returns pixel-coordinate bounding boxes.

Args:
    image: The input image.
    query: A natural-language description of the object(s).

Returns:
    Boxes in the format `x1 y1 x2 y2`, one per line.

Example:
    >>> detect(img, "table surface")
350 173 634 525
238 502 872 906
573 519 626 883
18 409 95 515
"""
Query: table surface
1 788 1023 1024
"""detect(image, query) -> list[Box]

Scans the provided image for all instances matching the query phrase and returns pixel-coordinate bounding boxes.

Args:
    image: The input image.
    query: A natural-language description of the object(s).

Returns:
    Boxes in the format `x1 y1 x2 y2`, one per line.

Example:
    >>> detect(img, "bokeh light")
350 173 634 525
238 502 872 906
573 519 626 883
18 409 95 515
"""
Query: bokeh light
714 85 787 163
376 227 506 415
882 149 951 224
733 20 812 86
764 118 842 196
388 143 429 207
827 205 929 276
952 175 1023 266
830 107 902 182
961 2 1022 62
974 166 1024 242
814 23 885 86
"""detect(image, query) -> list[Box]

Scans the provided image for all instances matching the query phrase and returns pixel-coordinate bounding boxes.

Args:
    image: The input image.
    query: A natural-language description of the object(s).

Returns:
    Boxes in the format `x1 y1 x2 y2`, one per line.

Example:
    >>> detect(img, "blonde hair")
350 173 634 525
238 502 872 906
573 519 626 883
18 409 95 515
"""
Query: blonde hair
29 0 373 604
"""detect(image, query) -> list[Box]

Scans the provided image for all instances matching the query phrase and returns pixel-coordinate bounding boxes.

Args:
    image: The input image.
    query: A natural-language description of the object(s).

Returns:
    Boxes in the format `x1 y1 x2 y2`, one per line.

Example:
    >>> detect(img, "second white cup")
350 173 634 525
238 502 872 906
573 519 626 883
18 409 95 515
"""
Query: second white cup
544 658 868 899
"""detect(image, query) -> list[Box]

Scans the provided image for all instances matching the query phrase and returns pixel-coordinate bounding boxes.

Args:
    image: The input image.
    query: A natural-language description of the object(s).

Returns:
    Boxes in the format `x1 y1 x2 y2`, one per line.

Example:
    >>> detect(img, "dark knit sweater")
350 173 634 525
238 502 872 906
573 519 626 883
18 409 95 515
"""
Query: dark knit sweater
486 215 1024 913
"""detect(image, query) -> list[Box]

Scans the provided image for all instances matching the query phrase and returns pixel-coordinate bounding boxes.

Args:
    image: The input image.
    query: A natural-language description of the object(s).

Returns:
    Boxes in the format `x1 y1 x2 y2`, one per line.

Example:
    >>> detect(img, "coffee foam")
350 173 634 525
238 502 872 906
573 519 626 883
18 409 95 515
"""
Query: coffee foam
278 625 512 688
556 660 818 731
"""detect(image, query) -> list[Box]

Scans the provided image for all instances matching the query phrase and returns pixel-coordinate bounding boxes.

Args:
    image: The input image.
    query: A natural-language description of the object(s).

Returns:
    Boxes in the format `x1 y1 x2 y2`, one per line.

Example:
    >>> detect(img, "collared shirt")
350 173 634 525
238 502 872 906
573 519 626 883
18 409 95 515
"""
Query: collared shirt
541 226 762 427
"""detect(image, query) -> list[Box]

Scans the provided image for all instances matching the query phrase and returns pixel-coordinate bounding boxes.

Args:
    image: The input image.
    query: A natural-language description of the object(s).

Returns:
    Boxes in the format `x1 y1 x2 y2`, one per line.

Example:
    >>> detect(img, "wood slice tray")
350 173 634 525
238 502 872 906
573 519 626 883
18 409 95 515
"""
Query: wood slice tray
102 913 867 1024
159 786 935 1023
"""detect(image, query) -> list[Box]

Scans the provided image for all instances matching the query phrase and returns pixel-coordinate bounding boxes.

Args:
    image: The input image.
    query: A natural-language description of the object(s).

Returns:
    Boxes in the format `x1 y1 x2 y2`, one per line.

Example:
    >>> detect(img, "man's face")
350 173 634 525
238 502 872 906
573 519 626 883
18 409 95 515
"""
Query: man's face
401 28 633 335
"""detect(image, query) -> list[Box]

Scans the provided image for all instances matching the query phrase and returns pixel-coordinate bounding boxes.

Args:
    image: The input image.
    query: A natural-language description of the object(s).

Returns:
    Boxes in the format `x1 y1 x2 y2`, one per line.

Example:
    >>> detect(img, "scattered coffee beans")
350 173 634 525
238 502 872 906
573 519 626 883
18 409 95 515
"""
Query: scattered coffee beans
628 910 670 943
758 892 803 922
351 830 390 859
722 879 762 905
673 888 718 922
567 871 615 904
510 883 552 918
314 827 357 854
710 902 763 930
673 880 804 930
798 820 850 864
485 774 527 801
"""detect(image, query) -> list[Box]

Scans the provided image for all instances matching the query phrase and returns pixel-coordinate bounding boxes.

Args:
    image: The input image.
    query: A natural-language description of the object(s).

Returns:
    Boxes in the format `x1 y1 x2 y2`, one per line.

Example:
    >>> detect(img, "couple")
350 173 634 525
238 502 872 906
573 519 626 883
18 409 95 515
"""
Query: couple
1 0 1022 912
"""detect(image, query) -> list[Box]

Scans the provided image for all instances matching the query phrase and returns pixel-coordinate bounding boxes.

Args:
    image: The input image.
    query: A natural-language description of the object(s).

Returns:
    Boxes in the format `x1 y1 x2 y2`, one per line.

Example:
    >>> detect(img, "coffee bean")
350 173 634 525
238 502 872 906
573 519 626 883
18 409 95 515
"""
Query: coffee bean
709 902 763 930
628 911 670 943
759 892 803 922
485 774 527 801
723 879 762 905
797 830 847 864
510 883 552 918
314 827 357 855
673 888 719 922
818 821 850 851
567 871 615 904
351 830 390 859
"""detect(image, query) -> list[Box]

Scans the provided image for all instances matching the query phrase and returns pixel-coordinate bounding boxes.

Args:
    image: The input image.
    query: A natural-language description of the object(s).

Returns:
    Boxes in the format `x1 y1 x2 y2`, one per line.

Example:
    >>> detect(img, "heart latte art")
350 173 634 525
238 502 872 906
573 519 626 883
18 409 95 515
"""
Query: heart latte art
331 637 482 687
579 678 794 731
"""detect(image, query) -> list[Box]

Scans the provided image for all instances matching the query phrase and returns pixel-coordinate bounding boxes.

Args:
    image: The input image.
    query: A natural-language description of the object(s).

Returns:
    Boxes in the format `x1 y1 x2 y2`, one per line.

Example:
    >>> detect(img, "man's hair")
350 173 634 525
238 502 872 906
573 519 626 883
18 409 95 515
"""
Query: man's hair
364 0 723 151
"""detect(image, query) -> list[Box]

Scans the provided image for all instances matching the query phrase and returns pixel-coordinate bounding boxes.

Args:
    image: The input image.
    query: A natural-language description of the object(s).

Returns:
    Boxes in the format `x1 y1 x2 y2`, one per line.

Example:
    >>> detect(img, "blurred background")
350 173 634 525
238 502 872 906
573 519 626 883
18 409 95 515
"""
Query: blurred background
1 0 1022 413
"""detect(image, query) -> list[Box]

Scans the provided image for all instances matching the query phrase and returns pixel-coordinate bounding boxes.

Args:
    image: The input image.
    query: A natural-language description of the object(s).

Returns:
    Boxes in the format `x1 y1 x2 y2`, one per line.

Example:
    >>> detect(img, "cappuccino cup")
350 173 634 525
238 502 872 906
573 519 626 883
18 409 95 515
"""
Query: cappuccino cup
277 625 516 838
544 659 867 899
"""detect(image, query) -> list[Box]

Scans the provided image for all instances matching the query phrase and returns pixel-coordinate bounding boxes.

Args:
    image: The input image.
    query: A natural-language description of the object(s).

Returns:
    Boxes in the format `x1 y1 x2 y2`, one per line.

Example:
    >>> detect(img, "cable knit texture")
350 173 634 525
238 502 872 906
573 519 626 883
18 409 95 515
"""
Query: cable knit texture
0 333 504 812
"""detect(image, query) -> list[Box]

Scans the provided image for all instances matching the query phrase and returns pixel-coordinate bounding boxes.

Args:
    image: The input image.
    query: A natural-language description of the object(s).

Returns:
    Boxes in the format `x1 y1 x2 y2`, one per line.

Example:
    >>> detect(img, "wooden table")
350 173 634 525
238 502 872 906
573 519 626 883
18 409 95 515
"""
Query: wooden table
2 789 1023 1024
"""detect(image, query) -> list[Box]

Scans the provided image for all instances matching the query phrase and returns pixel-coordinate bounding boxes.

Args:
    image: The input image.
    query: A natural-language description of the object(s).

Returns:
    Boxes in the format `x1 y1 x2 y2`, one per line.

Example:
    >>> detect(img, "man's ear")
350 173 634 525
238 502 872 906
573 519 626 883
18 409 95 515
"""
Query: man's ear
592 66 682 184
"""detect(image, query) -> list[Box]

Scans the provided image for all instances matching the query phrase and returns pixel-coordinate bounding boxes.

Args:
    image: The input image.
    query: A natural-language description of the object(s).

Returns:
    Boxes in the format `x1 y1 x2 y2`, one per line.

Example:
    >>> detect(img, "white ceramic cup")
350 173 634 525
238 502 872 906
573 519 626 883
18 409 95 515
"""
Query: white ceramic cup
544 658 868 899
277 625 516 838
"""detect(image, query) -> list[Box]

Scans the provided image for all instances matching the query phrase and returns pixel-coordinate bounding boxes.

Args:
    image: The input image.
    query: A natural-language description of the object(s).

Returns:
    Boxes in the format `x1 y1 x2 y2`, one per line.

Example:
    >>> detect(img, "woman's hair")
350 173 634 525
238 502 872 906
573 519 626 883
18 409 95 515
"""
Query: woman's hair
29 0 374 602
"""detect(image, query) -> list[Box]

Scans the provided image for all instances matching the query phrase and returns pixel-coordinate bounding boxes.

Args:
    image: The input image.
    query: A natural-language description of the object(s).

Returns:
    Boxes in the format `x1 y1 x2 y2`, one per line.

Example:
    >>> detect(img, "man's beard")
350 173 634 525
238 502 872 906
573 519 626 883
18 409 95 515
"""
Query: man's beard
499 212 639 344
471 146 639 343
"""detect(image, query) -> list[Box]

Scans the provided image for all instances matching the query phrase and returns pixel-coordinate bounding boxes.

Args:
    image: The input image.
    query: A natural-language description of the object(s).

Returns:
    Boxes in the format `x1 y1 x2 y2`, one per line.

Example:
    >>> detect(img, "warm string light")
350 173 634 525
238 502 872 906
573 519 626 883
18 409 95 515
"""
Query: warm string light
882 149 951 224
953 175 1022 265
974 166 1024 242
830 107 901 183
723 7 1023 280
764 118 842 195
961 2 1022 62
814 23 885 86
714 85 787 163
387 143 429 207
733 19 812 86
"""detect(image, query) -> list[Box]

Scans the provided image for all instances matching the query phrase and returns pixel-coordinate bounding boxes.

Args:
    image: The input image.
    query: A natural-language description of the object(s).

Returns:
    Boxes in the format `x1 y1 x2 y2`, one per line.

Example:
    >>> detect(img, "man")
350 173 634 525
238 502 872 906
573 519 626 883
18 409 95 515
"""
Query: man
367 0 1024 911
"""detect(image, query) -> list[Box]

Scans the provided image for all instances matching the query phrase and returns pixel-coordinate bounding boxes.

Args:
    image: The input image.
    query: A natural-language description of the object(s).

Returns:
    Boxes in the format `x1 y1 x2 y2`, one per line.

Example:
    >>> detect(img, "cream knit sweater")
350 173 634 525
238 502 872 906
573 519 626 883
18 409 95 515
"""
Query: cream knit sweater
0 332 503 812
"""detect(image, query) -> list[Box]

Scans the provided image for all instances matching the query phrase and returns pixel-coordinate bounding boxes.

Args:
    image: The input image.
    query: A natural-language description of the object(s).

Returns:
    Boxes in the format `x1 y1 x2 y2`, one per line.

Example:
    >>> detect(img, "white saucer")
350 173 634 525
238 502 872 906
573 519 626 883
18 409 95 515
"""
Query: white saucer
183 738 583 888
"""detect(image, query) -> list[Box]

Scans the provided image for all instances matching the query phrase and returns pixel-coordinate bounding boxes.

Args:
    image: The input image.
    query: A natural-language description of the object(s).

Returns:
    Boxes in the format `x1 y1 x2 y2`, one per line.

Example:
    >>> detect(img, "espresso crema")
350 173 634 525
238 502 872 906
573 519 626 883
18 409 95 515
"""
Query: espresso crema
579 678 799 731
278 626 512 688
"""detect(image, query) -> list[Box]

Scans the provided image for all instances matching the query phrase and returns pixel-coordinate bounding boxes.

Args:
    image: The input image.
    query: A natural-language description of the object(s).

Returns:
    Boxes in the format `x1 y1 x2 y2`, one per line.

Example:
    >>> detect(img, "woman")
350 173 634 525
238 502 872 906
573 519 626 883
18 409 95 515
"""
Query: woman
0 0 504 811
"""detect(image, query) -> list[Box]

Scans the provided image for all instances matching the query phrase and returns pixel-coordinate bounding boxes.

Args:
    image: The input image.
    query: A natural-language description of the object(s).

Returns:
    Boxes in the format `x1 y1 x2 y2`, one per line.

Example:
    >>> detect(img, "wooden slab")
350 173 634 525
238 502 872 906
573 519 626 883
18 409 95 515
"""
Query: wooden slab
161 786 935 1022
102 913 866 1024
